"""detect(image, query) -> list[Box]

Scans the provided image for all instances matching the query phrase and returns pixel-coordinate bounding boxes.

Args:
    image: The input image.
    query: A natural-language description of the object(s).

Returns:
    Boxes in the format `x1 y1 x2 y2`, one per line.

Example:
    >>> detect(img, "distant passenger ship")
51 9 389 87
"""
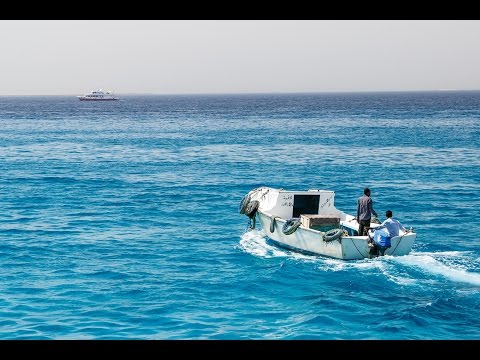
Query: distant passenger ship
77 89 119 101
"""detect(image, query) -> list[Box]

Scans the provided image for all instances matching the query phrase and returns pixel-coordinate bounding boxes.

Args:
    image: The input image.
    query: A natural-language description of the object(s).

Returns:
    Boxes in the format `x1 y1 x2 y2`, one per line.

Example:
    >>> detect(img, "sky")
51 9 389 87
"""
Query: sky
0 20 479 95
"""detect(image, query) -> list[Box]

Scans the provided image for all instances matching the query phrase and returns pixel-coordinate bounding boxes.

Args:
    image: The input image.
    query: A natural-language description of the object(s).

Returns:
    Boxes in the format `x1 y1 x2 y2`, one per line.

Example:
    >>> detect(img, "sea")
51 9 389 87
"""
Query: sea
0 91 479 340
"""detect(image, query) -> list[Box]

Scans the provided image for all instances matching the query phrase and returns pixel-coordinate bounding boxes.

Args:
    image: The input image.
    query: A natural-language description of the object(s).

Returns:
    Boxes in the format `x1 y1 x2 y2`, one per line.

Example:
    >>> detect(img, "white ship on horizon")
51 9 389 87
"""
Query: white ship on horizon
77 89 119 101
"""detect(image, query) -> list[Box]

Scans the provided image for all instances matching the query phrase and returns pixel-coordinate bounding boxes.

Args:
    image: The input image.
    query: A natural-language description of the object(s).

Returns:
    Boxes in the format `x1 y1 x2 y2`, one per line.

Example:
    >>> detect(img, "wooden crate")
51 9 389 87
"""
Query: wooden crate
300 214 340 230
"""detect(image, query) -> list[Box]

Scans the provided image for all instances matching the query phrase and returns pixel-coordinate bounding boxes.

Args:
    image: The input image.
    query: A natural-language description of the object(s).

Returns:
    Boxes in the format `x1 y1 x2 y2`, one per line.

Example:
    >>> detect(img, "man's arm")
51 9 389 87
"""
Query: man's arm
373 219 387 231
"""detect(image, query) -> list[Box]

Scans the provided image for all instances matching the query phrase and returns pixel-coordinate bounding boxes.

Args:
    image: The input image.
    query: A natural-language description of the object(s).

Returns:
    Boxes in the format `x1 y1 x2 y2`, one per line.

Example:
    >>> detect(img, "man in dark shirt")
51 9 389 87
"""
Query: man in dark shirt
357 188 378 236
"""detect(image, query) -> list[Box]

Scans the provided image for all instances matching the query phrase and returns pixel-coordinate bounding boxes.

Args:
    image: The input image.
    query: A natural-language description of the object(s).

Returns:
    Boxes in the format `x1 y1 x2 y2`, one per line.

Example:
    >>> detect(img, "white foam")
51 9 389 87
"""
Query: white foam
393 253 480 286
238 230 317 262
376 258 417 285
412 251 470 257
238 230 288 258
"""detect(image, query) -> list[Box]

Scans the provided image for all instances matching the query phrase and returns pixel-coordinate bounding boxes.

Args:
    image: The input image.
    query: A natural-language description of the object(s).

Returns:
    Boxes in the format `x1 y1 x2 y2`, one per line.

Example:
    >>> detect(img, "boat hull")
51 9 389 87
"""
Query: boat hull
256 211 416 260
78 97 119 101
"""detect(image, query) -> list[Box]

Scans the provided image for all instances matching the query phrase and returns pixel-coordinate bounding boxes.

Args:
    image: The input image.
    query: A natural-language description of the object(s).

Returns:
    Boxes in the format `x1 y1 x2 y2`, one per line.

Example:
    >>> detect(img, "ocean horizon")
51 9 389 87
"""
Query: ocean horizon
2 88 480 97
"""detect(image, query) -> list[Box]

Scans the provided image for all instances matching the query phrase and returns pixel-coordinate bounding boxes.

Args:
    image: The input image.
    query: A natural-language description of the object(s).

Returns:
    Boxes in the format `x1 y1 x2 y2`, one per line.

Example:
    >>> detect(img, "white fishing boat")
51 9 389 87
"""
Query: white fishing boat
239 187 416 260
77 89 119 101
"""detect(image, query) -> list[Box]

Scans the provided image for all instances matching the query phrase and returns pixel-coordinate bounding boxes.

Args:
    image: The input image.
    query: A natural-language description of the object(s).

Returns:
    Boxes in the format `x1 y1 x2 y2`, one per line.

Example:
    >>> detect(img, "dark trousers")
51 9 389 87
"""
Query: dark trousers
369 245 388 257
358 219 370 237
377 246 388 256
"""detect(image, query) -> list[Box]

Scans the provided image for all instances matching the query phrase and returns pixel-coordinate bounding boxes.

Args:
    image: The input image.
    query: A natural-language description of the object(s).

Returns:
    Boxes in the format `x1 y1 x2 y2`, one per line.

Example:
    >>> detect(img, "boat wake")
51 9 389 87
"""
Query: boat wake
391 251 480 287
239 230 480 287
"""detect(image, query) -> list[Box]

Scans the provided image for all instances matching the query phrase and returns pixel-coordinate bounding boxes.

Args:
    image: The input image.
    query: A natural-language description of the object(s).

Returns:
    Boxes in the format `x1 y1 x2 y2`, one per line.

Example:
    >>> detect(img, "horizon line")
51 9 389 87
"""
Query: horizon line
0 89 478 97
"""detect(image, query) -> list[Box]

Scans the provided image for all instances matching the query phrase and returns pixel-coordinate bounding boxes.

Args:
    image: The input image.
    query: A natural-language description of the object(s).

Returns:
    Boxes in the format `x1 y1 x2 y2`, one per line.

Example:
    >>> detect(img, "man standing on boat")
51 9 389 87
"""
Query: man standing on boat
356 188 378 236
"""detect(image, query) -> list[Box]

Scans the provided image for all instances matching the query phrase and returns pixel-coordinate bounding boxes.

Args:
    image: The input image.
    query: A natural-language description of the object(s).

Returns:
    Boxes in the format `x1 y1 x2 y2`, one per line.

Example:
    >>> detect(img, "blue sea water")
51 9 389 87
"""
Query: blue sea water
0 92 479 340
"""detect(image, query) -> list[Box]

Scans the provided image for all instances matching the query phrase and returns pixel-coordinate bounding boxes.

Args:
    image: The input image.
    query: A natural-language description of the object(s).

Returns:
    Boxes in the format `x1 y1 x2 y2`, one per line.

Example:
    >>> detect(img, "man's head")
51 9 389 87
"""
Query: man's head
364 188 370 196
385 210 393 218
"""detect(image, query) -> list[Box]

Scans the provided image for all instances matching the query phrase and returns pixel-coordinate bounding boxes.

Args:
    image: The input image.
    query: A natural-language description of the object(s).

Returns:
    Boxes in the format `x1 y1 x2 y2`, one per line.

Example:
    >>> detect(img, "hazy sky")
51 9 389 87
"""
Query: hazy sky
1 20 479 95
